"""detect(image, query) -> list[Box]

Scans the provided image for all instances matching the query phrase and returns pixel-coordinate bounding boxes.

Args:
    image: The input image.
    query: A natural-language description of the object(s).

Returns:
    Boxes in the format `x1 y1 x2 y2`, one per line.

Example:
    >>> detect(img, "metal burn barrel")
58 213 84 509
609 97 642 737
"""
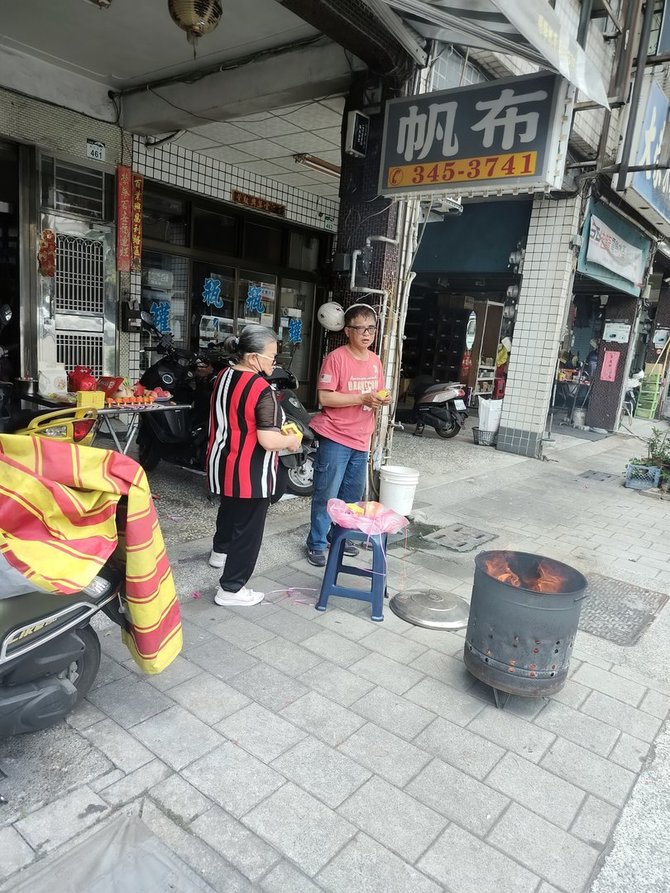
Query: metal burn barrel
464 550 588 697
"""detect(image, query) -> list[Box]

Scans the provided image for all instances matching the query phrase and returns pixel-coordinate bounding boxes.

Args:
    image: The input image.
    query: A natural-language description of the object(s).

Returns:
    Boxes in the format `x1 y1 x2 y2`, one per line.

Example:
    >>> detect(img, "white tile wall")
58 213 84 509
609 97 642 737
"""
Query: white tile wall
132 136 339 233
500 193 582 437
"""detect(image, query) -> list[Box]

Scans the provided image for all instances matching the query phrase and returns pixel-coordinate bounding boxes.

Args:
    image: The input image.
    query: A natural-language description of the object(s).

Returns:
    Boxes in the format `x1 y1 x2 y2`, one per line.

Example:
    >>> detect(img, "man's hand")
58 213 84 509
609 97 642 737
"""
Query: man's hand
360 392 386 409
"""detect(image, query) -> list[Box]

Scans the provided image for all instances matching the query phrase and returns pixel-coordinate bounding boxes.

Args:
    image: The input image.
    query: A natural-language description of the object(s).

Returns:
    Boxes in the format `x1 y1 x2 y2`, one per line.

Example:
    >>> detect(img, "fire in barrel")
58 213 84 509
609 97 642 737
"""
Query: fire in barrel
464 550 588 699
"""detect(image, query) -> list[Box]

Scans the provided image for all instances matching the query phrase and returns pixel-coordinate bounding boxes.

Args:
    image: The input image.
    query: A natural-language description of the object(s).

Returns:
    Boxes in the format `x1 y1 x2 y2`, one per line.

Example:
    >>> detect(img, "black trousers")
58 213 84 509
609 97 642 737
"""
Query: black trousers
214 496 270 593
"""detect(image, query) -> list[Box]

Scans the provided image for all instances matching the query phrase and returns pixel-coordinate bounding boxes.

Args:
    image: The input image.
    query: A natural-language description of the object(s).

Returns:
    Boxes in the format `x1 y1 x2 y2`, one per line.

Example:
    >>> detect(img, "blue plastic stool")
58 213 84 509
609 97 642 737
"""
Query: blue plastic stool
316 524 388 621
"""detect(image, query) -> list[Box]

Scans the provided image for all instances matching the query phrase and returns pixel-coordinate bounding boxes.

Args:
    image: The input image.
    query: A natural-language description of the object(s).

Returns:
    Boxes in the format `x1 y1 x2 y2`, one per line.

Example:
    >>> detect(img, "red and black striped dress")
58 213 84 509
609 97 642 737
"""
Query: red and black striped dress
206 368 281 499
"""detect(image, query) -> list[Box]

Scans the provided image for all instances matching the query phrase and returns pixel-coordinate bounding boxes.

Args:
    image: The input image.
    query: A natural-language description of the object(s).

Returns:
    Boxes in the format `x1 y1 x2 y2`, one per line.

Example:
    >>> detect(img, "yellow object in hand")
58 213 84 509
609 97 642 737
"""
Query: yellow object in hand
281 422 303 444
376 389 390 400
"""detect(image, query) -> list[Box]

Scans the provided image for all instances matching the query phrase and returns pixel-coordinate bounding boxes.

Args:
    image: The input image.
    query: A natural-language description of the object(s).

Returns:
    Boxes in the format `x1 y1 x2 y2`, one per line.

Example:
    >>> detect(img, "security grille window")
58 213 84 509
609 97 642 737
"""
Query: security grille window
56 333 104 378
41 155 114 221
54 234 104 315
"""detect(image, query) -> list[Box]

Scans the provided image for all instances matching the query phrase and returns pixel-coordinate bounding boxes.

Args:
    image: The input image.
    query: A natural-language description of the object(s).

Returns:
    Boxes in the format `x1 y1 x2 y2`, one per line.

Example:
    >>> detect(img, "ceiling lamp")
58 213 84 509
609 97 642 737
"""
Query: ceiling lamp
168 0 223 48
294 154 341 179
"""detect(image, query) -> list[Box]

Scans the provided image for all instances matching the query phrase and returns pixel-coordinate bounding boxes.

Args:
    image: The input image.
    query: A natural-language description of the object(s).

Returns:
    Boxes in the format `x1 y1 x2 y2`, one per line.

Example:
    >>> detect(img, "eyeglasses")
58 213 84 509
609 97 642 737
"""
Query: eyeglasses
346 325 377 334
256 353 277 366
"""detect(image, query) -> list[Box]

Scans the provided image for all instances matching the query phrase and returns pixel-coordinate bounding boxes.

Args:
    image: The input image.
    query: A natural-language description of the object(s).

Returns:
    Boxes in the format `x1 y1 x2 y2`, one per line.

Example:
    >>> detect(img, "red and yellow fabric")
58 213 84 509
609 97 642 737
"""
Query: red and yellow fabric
0 434 181 673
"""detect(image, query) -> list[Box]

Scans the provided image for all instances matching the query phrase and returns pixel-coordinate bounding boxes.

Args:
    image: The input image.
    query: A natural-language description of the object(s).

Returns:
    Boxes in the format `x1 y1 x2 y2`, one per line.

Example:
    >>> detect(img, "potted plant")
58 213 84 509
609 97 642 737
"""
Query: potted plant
625 428 670 490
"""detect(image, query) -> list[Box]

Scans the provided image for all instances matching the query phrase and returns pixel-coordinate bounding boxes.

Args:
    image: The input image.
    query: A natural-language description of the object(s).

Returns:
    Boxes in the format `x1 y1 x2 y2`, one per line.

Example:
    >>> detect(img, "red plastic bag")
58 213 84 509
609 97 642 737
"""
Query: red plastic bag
327 499 410 536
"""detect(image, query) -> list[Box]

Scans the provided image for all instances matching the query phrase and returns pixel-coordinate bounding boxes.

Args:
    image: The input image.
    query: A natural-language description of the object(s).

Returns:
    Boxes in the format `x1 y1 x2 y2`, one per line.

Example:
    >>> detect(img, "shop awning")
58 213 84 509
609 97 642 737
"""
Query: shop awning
370 0 610 108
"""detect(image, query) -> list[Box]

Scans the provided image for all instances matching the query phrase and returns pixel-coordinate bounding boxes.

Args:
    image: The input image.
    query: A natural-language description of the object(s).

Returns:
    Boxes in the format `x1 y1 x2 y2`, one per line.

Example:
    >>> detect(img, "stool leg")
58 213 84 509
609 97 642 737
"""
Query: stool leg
370 534 386 622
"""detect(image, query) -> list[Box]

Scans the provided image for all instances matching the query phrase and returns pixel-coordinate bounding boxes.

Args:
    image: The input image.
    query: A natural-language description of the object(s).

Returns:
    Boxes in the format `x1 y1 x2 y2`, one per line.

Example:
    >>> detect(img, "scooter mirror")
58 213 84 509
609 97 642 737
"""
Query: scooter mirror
0 304 11 327
140 310 156 327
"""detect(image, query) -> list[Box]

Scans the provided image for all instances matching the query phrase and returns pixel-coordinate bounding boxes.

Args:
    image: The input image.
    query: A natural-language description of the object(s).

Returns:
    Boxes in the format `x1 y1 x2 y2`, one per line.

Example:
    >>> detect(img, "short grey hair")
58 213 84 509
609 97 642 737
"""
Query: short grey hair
223 324 277 363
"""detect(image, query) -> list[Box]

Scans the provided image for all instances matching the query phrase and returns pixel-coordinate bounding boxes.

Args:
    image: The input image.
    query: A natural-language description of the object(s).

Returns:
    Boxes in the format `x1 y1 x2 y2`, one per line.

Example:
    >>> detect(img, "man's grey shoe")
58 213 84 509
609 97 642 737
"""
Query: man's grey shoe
307 549 327 567
343 542 359 558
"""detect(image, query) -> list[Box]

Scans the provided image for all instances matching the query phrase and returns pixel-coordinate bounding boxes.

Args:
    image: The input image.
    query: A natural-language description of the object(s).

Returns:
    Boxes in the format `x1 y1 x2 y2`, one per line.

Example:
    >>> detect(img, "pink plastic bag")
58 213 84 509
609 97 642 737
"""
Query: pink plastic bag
327 499 410 536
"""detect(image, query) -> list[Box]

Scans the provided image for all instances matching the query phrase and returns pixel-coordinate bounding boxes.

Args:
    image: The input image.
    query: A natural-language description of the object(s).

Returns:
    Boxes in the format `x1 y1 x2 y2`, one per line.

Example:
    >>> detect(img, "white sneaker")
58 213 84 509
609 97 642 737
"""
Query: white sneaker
214 586 264 607
209 550 227 568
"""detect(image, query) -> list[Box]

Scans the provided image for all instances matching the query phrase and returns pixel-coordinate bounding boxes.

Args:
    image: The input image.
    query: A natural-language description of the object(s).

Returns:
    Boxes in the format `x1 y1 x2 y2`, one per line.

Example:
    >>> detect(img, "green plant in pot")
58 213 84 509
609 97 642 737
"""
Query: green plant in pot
626 428 670 491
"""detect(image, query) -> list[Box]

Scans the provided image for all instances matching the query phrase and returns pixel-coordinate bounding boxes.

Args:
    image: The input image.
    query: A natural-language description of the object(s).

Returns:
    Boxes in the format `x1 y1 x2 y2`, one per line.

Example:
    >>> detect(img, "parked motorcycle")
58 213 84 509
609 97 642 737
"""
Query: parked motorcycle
269 365 316 498
0 304 99 445
0 526 126 738
137 313 315 496
411 374 468 438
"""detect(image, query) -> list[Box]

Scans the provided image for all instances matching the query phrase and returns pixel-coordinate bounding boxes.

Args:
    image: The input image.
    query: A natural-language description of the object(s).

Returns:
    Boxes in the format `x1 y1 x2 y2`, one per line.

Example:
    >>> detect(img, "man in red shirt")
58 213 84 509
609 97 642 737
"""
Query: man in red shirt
306 304 389 566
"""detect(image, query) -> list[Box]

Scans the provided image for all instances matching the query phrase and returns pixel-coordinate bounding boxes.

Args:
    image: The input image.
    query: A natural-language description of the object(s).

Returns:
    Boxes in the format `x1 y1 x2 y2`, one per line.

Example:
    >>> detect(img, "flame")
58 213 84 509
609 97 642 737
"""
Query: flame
482 554 568 594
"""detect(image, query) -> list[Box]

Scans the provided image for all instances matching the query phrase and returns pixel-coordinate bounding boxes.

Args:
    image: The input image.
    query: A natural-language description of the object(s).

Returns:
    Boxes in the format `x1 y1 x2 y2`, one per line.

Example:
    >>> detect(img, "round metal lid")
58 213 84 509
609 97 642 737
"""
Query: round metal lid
389 589 470 630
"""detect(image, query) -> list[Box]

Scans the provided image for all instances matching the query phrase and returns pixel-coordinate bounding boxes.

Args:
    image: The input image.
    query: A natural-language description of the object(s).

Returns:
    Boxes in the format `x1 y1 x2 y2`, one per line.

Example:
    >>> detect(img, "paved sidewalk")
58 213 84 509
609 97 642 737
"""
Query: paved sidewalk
1 425 669 892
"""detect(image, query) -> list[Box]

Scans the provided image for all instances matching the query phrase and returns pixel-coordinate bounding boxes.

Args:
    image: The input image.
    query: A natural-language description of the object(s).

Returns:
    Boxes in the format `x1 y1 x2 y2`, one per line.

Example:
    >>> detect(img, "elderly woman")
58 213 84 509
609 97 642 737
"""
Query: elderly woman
206 325 300 606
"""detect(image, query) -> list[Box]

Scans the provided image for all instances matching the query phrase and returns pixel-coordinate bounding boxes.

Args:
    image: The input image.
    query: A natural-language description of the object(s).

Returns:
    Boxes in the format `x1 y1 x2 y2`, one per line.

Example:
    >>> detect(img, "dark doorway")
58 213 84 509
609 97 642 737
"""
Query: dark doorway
0 141 19 379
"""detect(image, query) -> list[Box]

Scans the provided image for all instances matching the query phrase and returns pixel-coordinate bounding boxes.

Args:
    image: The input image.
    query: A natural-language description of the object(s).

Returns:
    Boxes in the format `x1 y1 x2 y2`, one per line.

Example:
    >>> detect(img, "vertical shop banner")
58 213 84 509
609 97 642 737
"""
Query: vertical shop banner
600 350 620 382
379 72 571 198
131 173 144 273
116 166 132 272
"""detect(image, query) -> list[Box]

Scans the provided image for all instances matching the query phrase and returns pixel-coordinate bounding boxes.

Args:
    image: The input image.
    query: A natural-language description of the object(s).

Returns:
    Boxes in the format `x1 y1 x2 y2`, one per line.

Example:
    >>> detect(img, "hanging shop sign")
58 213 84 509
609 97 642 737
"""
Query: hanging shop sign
621 77 670 235
116 165 133 272
577 201 653 297
232 190 285 217
378 72 571 198
131 173 144 273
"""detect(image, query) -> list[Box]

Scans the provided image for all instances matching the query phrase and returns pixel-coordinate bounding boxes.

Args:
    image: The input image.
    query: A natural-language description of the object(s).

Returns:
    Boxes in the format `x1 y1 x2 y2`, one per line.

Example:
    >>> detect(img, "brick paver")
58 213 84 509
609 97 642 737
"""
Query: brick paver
3 430 670 892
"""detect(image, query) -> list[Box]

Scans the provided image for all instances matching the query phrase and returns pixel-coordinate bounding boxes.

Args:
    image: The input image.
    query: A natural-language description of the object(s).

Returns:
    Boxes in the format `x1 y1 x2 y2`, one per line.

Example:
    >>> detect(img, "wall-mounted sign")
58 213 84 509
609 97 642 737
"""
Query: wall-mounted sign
623 78 670 232
131 173 144 273
586 214 645 287
379 72 571 198
345 110 370 158
602 322 632 344
600 350 620 382
577 200 653 298
86 139 106 162
116 165 132 272
232 190 285 217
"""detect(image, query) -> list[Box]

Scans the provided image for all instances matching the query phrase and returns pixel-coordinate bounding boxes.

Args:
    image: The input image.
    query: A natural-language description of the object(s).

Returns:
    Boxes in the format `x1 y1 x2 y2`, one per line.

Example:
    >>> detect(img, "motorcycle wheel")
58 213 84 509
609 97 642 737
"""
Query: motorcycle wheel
286 449 315 497
60 625 101 705
138 437 162 472
436 418 461 439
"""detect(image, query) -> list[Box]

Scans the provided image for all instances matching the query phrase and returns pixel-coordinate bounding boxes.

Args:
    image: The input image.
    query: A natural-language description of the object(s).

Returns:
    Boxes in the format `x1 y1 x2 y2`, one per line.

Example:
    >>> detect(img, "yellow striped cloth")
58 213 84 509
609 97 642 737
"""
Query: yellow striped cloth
0 434 182 673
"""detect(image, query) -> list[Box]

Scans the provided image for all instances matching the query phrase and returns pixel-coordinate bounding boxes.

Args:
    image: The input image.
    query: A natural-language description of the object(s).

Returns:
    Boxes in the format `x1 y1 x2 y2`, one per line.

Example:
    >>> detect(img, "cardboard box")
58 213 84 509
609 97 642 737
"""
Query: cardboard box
76 390 105 408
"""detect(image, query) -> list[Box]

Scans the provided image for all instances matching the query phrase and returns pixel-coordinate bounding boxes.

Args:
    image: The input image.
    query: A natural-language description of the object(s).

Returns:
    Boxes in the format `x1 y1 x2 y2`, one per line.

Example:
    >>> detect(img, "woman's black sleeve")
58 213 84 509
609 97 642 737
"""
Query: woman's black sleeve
255 388 282 430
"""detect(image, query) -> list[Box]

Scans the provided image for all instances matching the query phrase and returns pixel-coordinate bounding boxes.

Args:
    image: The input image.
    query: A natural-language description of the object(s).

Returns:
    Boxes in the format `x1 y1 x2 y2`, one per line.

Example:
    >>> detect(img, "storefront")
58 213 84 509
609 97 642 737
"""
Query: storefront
550 199 654 433
135 183 331 404
398 198 531 412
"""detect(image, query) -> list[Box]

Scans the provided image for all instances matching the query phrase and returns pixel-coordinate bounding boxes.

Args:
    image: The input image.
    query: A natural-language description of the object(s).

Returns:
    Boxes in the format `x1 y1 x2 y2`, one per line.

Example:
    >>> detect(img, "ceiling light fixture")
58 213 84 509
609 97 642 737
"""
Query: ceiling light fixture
168 0 222 50
294 154 341 178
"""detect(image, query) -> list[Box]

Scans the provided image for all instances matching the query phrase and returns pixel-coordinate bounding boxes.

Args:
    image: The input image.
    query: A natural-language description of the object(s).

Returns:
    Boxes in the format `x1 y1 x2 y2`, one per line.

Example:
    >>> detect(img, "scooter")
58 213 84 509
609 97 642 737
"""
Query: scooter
0 304 99 445
269 365 316 497
0 524 127 738
412 374 469 439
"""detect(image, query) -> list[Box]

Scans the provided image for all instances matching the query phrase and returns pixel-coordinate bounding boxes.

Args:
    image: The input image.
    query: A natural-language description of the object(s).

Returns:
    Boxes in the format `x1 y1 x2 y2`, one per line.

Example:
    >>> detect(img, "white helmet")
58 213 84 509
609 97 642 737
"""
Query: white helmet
317 301 345 332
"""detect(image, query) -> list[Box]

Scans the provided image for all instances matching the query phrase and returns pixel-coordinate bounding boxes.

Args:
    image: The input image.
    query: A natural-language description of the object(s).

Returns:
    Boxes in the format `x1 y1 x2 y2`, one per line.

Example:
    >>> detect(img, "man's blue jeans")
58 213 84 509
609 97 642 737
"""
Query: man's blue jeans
307 436 368 553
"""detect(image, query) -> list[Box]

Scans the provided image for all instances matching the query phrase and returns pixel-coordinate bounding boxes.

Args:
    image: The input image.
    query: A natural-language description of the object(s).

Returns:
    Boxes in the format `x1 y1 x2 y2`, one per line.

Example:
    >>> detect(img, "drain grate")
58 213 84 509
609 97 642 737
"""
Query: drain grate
579 573 669 646
422 523 497 553
578 470 619 482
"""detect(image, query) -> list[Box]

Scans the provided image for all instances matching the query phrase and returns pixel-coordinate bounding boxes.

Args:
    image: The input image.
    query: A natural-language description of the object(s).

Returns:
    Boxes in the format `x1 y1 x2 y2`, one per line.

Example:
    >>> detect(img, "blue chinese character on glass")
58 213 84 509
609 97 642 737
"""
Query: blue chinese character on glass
150 301 171 334
245 284 265 315
202 277 223 309
288 318 303 344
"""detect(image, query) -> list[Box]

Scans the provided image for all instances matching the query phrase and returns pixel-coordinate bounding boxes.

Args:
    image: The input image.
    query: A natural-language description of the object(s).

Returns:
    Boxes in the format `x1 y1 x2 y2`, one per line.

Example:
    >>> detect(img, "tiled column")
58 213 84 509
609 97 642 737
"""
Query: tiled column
497 194 582 458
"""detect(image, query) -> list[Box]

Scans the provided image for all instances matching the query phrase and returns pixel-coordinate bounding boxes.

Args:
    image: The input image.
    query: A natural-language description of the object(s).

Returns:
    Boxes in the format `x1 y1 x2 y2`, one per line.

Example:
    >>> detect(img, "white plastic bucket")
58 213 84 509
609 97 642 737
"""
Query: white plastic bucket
572 408 587 428
379 465 420 516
